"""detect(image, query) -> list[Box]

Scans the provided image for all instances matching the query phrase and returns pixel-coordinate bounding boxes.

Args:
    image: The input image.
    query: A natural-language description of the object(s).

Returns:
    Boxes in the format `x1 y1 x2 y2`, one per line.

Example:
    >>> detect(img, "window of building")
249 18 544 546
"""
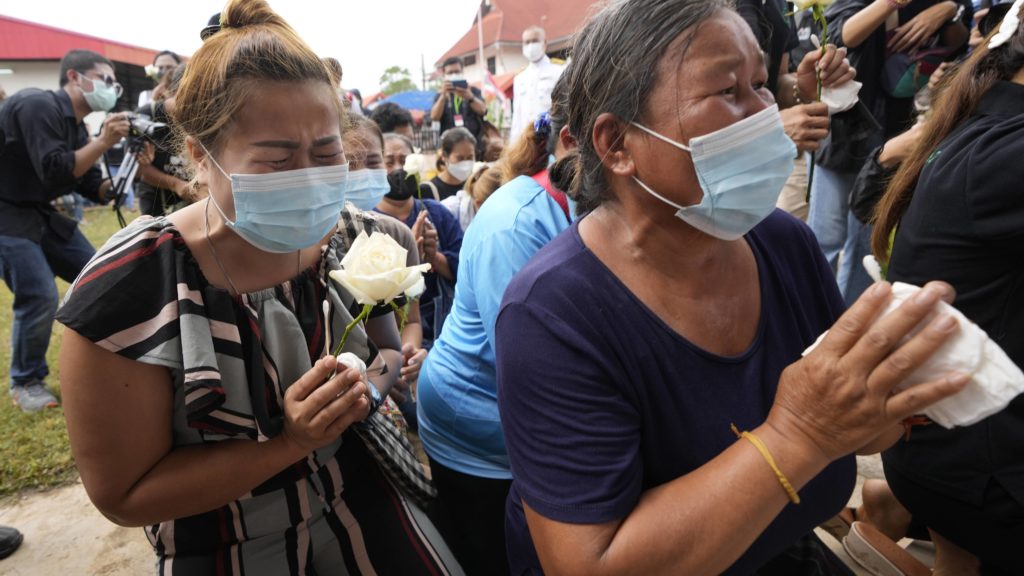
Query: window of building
487 56 496 74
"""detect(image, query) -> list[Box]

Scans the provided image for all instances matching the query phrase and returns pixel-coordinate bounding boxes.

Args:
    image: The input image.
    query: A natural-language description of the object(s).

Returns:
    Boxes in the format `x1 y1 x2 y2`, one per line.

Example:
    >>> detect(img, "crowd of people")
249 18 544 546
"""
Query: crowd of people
0 0 1021 573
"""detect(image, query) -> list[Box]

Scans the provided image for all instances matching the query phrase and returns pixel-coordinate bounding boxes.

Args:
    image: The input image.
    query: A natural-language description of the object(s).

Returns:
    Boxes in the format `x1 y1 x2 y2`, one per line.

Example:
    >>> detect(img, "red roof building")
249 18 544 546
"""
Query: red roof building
435 0 592 86
0 15 169 108
0 15 161 67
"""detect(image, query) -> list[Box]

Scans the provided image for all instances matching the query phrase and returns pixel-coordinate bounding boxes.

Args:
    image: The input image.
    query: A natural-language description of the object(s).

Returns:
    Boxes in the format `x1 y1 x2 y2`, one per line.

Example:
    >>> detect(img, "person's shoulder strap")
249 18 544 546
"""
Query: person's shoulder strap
531 169 570 222
422 180 440 201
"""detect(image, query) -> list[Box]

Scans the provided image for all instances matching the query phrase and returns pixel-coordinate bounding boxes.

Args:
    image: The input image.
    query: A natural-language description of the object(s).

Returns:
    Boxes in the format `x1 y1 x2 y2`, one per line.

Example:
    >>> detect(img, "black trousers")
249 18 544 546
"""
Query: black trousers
885 461 1024 575
427 457 512 576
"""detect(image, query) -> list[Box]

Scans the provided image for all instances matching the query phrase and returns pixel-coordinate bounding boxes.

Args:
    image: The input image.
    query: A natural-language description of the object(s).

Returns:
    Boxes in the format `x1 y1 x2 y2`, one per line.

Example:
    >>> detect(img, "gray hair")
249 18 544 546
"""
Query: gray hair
566 0 730 211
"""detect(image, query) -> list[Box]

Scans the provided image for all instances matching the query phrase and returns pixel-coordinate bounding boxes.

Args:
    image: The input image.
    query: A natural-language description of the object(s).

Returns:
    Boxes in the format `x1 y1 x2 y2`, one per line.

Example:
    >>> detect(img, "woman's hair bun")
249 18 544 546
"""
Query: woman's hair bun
220 0 283 30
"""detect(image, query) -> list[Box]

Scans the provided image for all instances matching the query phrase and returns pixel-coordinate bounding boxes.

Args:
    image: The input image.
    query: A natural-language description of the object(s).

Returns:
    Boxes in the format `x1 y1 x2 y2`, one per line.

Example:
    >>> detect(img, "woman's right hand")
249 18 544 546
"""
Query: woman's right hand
781 103 830 152
888 1 958 53
281 355 370 455
767 281 970 463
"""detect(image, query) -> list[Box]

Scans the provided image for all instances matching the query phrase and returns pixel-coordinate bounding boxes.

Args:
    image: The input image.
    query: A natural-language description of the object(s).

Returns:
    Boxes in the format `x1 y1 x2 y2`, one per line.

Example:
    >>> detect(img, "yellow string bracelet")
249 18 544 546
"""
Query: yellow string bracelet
731 424 801 505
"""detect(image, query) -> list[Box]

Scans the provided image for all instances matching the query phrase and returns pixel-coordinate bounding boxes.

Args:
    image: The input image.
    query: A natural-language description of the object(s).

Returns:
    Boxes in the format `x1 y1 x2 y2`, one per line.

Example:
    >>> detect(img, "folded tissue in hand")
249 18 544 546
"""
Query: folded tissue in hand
803 282 1024 428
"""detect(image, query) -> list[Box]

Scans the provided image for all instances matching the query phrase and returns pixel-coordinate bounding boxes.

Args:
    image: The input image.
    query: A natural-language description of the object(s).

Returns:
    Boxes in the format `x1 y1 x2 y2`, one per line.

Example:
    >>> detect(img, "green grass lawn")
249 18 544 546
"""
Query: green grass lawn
0 206 125 497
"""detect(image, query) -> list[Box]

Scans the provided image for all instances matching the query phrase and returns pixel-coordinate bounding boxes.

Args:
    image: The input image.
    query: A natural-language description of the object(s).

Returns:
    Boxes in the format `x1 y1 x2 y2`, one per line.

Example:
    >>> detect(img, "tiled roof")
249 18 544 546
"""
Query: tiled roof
436 0 596 66
0 15 162 67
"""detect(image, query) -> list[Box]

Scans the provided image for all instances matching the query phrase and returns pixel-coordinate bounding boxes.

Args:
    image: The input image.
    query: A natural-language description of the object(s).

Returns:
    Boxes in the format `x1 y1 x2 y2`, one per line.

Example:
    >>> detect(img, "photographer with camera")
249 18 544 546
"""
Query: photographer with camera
138 50 181 108
430 57 488 157
0 49 129 412
133 63 194 217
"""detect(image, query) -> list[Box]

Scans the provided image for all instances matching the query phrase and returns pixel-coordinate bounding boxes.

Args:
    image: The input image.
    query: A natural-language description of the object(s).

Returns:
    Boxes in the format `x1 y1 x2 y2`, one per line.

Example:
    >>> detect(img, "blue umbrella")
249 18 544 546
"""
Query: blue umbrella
377 90 438 112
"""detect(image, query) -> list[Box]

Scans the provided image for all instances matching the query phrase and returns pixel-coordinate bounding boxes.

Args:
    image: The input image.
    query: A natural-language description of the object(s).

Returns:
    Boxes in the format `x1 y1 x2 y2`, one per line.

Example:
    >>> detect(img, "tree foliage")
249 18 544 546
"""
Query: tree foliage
379 65 417 95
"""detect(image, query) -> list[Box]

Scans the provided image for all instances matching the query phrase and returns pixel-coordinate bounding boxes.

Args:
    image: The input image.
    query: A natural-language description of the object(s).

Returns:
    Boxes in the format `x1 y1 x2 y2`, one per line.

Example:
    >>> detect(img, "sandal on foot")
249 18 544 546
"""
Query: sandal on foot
843 521 931 576
820 506 857 542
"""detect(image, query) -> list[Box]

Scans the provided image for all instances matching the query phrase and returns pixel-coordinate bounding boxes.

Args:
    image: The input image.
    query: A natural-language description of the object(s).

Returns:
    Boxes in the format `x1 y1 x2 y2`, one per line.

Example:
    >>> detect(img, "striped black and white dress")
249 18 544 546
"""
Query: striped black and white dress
56 211 462 576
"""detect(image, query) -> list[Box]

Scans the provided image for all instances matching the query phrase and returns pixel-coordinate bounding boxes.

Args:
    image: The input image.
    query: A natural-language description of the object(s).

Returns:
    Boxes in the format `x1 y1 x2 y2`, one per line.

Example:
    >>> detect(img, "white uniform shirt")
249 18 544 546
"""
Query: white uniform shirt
510 56 564 142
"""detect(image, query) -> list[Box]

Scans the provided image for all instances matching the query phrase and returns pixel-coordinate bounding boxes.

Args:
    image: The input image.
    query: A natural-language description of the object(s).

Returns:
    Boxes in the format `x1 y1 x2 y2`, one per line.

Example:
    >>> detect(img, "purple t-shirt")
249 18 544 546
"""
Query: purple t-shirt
496 211 855 575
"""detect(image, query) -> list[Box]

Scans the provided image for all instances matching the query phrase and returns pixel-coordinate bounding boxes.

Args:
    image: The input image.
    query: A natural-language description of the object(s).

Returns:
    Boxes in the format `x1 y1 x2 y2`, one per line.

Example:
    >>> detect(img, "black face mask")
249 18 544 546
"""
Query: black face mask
386 169 418 201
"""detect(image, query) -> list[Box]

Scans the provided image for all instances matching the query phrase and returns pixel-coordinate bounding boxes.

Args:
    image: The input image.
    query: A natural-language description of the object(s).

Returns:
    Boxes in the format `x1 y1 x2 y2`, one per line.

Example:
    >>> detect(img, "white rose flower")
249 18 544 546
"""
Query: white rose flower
329 231 431 305
793 0 833 9
404 153 426 177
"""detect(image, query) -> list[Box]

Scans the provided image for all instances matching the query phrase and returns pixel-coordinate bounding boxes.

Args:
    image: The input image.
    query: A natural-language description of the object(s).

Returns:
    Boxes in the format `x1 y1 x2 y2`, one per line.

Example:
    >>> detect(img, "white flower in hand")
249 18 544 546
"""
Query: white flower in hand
793 0 834 9
336 352 367 380
404 154 426 177
329 231 431 306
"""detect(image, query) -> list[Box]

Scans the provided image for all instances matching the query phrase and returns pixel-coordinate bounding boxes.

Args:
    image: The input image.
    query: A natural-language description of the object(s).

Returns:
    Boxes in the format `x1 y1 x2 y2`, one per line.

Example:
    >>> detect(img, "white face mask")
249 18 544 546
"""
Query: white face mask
445 73 465 82
631 105 796 241
523 42 545 63
446 160 475 182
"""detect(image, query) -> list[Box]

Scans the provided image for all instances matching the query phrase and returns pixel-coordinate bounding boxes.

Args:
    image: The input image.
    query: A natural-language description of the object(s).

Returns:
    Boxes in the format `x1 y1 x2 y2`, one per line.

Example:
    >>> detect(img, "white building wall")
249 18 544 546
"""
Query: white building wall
0 60 61 94
458 45 529 83
1 60 107 133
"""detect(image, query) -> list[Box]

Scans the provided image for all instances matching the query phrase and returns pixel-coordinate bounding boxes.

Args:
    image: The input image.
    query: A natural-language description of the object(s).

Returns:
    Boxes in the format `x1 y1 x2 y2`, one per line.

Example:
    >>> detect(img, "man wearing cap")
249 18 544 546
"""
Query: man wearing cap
0 49 129 412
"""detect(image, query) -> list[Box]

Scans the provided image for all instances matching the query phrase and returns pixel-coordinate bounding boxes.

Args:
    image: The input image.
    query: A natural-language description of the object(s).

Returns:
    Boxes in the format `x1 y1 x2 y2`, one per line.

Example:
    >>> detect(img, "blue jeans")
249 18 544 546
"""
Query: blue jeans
807 164 874 305
0 228 95 388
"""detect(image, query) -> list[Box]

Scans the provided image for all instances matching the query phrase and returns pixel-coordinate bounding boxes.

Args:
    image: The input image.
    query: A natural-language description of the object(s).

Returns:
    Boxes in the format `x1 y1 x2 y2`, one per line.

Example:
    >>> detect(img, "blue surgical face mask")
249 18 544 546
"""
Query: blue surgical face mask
203 145 349 253
345 168 389 211
631 104 795 241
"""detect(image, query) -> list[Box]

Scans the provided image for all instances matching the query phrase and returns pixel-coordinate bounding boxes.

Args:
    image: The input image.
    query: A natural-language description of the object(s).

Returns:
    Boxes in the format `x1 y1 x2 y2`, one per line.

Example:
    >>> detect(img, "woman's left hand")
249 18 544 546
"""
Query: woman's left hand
796 45 855 102
400 344 427 388
138 142 156 167
421 221 439 264
888 1 958 53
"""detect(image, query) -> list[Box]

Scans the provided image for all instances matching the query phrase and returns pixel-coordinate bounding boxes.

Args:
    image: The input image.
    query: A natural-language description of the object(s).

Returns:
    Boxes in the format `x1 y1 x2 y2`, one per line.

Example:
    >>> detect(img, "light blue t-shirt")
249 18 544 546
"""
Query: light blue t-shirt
417 174 571 479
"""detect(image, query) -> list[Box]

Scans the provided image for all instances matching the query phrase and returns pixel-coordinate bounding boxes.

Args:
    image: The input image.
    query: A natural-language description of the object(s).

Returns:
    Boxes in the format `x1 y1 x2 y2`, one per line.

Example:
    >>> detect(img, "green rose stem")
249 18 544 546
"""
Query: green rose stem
328 303 373 380
806 5 829 204
390 300 409 332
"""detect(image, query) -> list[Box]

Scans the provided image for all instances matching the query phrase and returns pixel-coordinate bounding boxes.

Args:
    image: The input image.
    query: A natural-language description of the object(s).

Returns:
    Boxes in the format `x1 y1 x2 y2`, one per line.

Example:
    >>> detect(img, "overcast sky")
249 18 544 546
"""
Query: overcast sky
3 0 483 94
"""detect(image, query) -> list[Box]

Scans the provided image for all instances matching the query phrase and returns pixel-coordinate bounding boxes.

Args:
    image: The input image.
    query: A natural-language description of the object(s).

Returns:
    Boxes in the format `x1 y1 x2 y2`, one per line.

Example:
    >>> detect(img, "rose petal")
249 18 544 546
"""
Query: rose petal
405 276 427 300
330 269 378 305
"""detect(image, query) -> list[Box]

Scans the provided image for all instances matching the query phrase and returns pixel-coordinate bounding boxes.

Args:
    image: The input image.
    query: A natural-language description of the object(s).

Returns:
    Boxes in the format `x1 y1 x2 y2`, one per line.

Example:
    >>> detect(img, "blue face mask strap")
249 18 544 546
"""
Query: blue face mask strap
631 122 693 153
629 123 694 212
632 176 689 212
196 140 235 226
197 140 232 181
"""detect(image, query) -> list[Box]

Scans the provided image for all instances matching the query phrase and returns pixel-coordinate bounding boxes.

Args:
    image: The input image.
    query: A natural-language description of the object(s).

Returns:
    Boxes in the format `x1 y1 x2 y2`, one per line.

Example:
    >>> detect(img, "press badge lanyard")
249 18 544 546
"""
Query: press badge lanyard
452 94 465 127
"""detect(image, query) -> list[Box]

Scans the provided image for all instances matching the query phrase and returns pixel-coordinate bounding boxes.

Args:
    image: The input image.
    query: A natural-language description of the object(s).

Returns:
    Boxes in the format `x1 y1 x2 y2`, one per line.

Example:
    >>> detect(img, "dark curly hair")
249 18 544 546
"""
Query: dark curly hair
370 102 414 134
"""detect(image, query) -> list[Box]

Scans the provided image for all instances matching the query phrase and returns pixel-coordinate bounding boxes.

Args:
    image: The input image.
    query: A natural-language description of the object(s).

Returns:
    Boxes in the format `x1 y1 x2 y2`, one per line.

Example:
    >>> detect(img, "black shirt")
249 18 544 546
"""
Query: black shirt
422 175 462 202
819 0 973 171
0 88 106 242
884 81 1024 507
736 0 798 97
134 101 187 216
433 87 485 144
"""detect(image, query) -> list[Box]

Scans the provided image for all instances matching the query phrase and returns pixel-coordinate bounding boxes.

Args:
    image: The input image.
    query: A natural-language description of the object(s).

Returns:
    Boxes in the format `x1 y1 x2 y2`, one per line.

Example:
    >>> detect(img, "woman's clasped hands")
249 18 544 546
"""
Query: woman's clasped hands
280 355 372 454
768 281 970 464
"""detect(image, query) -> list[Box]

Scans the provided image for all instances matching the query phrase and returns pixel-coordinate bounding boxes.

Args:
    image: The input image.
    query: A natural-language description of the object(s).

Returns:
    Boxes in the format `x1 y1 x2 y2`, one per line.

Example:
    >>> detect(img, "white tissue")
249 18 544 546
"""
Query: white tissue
821 80 862 116
989 0 1023 49
335 352 367 381
803 282 1024 428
